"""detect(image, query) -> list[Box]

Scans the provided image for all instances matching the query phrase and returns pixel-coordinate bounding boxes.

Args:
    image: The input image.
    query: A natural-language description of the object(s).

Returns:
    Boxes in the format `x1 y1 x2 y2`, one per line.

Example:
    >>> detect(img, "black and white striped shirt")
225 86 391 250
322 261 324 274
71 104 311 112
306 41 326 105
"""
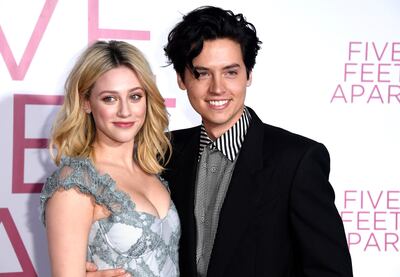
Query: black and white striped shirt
198 106 252 162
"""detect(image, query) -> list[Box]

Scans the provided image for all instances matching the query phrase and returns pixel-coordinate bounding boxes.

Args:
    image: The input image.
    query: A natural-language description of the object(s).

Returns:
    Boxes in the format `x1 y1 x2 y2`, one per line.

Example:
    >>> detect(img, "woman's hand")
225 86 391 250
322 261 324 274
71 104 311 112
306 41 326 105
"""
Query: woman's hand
85 262 131 277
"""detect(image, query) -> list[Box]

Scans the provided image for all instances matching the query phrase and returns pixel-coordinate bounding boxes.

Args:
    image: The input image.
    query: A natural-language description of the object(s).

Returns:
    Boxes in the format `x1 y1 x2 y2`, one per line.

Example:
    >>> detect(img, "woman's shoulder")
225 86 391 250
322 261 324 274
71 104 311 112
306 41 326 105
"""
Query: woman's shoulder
39 156 116 224
43 156 98 192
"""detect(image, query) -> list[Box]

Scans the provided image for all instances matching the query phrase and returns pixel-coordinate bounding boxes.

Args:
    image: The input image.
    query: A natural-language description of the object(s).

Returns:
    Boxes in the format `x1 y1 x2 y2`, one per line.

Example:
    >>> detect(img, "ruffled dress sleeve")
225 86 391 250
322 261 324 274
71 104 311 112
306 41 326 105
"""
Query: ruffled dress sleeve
39 156 124 225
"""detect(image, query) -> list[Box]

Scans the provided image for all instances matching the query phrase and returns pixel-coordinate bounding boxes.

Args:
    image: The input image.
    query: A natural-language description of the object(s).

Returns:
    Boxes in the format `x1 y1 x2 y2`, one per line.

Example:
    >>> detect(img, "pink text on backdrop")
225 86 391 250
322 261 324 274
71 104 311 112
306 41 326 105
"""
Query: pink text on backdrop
0 0 155 80
88 0 150 43
331 84 400 103
331 41 400 104
344 190 400 209
12 94 64 193
0 0 58 80
348 41 400 62
340 189 400 252
0 208 37 276
346 232 399 252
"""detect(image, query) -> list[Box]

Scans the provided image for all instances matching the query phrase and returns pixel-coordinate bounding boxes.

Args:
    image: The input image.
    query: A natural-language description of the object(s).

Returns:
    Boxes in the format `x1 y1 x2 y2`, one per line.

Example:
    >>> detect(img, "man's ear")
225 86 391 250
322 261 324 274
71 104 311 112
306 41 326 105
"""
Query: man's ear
177 73 187 90
247 71 252 87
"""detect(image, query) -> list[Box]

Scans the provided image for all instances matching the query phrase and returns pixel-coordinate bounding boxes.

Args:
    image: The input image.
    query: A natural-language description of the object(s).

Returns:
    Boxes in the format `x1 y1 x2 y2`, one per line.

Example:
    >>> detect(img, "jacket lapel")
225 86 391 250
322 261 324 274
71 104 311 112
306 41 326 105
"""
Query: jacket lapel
169 127 200 276
207 110 266 277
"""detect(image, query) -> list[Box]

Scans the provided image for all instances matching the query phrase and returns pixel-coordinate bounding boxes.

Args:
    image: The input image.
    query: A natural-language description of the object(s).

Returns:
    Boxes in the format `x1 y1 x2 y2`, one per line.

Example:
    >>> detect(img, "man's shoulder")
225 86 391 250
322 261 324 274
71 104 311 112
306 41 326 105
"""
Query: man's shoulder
247 107 320 148
262 123 318 146
250 118 325 157
252 122 329 163
163 126 200 176
169 126 201 143
170 125 200 136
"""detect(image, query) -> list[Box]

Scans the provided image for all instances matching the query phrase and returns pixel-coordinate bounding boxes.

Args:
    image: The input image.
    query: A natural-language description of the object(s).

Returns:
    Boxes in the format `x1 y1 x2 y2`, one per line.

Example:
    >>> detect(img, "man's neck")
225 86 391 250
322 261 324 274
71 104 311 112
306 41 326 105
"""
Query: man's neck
202 108 245 140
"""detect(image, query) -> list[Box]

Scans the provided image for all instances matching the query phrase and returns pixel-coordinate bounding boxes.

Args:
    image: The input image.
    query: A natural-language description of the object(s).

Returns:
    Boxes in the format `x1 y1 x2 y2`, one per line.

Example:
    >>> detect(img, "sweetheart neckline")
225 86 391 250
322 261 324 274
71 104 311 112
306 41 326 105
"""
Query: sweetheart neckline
84 158 173 220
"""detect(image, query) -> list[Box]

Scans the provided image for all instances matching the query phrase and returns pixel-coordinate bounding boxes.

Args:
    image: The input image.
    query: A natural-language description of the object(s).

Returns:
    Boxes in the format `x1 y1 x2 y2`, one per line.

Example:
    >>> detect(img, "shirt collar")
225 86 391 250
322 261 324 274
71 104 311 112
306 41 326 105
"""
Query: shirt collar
198 106 252 162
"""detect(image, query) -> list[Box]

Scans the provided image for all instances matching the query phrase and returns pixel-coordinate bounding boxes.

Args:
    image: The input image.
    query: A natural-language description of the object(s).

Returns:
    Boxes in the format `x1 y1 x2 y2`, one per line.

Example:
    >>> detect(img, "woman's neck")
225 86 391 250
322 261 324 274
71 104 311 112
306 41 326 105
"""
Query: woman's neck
91 140 136 170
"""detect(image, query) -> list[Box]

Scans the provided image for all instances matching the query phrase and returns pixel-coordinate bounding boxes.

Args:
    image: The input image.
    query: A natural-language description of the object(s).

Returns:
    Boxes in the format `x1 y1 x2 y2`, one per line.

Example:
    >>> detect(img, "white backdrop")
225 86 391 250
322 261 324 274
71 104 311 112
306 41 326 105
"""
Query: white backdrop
0 0 399 276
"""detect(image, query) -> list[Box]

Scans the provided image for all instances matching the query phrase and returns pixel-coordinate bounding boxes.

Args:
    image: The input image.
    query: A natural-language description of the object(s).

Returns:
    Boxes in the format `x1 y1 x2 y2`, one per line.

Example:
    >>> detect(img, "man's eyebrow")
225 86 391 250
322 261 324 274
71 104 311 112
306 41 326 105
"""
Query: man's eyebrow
193 66 209 71
193 64 241 71
223 64 240 70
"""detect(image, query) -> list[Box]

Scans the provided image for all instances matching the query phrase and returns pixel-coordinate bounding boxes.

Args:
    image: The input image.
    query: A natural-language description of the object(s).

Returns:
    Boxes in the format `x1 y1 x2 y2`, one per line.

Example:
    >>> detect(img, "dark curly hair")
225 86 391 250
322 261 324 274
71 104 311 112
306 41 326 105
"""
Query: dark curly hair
164 6 262 80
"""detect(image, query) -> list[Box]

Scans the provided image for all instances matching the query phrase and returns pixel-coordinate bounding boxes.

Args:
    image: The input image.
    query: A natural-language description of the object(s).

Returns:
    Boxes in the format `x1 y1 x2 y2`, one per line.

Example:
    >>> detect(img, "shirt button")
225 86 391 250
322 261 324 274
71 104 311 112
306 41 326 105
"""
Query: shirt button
210 166 217 173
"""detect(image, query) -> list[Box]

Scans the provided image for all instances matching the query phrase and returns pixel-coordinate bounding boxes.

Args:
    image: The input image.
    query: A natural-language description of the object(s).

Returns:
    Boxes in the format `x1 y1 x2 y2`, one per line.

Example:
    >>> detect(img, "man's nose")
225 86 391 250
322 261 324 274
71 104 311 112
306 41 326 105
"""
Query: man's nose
210 75 225 94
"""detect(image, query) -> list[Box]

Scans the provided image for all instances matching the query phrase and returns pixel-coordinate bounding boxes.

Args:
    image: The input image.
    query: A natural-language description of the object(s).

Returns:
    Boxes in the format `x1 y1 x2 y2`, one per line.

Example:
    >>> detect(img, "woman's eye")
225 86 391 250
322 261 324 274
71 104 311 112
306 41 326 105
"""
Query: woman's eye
102 96 116 103
130 94 143 101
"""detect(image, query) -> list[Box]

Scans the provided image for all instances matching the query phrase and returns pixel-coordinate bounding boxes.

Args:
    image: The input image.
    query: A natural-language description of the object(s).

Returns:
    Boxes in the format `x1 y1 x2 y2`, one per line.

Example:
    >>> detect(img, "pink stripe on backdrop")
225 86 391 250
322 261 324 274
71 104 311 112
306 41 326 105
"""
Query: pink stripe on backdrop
164 98 176 108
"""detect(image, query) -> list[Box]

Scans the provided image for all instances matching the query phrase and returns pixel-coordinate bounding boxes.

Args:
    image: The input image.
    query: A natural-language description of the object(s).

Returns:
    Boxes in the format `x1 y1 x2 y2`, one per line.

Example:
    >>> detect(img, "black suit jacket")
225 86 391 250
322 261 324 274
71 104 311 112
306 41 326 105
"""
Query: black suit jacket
162 108 353 277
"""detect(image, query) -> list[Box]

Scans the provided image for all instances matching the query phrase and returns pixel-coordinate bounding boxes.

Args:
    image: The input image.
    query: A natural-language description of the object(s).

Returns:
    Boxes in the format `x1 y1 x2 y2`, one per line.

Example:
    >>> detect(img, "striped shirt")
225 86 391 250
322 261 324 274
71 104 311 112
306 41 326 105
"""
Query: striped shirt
195 106 252 276
198 106 252 161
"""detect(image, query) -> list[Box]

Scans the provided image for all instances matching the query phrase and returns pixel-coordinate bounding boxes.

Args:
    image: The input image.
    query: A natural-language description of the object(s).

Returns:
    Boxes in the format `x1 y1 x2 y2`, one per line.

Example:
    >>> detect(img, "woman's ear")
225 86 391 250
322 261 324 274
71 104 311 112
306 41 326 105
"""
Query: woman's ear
83 99 91 114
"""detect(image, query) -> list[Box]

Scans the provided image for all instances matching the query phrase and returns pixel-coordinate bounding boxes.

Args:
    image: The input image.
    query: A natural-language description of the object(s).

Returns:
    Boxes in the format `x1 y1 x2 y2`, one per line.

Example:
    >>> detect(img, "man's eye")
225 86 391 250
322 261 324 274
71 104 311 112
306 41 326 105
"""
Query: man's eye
197 71 210 79
226 70 238 76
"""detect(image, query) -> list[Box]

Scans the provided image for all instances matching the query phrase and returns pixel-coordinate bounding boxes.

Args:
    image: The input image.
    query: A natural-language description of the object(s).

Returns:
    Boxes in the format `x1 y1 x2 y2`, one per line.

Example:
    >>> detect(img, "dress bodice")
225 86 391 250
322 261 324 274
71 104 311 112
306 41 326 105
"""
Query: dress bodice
40 156 180 277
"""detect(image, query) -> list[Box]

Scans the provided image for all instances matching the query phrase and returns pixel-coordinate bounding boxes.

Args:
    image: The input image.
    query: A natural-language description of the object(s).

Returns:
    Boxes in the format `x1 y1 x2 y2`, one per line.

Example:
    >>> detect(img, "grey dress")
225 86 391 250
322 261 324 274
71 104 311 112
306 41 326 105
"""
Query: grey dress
40 156 180 277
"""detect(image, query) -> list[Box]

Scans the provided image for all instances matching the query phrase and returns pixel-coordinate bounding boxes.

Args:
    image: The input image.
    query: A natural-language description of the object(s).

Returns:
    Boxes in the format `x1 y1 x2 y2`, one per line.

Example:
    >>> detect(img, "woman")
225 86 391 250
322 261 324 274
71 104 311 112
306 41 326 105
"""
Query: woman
40 40 180 277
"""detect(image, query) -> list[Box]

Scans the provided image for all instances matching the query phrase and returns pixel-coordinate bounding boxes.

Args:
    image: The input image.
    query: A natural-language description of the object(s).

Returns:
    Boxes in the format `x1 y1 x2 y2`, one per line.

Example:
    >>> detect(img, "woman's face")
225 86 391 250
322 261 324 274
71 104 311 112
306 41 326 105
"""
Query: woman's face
85 65 147 146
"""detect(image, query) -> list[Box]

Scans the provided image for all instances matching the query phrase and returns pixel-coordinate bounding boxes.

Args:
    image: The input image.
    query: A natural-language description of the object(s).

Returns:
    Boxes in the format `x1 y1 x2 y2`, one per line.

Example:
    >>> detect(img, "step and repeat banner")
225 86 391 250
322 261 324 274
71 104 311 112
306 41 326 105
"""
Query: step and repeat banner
0 0 399 276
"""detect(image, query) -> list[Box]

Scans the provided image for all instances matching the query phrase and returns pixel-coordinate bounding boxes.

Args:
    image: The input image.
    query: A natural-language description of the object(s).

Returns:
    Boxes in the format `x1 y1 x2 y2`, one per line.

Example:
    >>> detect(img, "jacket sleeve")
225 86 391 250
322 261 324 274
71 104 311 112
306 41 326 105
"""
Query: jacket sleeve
290 143 353 276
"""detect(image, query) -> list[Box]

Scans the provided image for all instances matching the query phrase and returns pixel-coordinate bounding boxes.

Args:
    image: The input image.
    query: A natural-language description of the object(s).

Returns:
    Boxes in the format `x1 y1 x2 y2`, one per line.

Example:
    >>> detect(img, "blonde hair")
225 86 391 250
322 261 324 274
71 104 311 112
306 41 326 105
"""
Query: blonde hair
50 40 171 174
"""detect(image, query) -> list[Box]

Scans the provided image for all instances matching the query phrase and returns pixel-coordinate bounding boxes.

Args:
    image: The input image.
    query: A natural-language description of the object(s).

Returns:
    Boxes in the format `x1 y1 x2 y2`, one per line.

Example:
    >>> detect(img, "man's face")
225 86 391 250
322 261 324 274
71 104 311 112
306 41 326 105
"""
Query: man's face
178 38 252 139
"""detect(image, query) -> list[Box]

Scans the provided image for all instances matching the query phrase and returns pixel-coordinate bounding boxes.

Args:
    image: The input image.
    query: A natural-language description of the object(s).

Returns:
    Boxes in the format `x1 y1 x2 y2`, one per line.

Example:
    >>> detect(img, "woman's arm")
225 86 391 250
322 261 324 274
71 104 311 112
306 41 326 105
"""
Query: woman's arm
45 188 94 277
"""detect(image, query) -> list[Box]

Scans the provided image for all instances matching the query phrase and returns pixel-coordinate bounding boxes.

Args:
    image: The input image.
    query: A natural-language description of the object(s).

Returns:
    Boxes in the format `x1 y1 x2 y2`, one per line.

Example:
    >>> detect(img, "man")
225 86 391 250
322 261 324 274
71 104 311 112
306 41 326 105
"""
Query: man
87 5 353 277
162 5 353 277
